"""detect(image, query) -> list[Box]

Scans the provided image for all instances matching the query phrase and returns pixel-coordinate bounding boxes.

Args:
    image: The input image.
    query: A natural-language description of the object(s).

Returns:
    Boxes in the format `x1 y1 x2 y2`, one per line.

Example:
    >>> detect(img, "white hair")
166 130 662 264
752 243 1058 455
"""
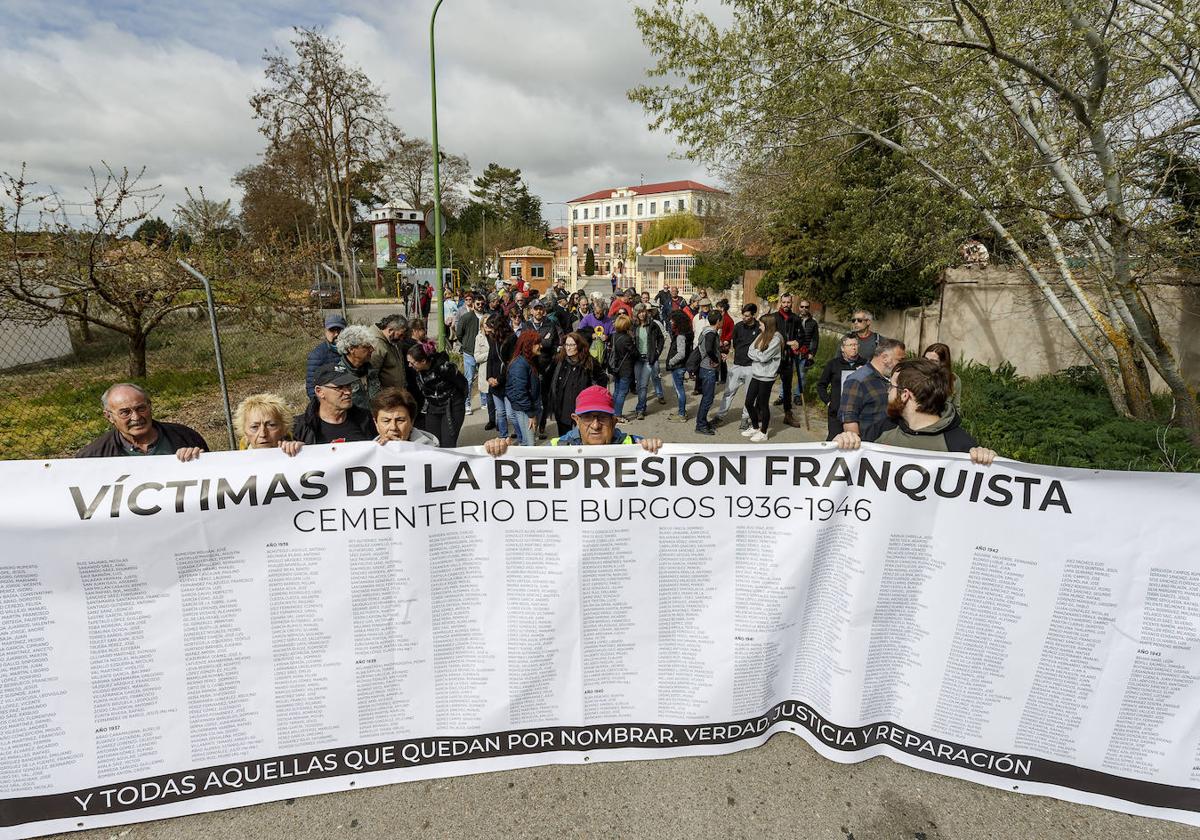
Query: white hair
101 382 149 410
335 324 374 354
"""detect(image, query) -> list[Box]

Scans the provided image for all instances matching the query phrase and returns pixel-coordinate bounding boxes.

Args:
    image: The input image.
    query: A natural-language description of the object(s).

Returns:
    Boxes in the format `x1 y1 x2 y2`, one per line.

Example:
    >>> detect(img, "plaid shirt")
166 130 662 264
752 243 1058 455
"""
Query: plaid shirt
838 364 890 438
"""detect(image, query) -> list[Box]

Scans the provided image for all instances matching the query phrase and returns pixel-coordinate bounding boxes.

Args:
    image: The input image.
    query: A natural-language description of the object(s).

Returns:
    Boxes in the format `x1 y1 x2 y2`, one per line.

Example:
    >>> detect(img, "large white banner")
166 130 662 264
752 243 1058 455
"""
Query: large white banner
2 442 1199 838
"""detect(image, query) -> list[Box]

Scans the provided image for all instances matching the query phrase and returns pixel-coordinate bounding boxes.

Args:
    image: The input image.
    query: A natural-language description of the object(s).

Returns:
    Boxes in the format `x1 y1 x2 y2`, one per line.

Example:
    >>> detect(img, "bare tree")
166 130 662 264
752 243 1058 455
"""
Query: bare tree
250 27 394 296
379 133 471 216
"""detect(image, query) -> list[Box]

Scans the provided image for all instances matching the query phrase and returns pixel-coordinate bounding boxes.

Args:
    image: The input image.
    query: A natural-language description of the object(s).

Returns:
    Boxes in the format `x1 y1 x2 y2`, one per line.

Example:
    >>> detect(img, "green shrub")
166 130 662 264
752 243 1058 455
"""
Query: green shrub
957 361 1200 472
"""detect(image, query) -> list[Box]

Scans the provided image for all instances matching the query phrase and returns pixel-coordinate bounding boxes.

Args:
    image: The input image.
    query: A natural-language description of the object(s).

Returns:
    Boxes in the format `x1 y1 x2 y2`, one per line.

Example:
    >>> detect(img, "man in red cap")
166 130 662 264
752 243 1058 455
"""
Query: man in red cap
484 385 662 455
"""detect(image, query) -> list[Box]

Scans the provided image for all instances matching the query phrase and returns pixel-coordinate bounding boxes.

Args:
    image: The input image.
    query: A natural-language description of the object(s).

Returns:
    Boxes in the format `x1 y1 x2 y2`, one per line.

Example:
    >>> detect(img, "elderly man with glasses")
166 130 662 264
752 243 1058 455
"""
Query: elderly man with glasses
292 364 378 445
484 386 662 455
77 383 208 460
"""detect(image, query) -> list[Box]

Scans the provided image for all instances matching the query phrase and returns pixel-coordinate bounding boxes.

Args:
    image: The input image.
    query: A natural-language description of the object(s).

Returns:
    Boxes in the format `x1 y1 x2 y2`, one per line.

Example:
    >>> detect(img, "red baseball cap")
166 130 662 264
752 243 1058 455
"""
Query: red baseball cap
574 385 614 415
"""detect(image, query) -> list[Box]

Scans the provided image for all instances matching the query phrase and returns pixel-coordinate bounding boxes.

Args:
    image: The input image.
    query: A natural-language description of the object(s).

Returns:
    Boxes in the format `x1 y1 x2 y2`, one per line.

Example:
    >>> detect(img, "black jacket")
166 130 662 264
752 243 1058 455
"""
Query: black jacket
524 317 562 373
634 320 665 363
411 351 469 411
76 421 209 458
817 355 866 414
549 355 608 425
730 321 761 367
774 310 800 367
291 400 376 444
608 331 636 380
796 315 820 357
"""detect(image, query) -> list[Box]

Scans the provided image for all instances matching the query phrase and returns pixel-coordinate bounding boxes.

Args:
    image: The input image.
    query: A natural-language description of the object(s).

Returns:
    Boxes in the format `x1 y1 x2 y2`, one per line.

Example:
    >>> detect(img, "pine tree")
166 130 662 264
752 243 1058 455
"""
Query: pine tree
584 247 597 276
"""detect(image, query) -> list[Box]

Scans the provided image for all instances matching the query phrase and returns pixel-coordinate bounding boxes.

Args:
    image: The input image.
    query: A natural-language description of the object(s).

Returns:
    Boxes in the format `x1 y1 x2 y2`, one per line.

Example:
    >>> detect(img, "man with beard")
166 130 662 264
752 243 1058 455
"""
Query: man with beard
834 358 996 464
838 338 905 440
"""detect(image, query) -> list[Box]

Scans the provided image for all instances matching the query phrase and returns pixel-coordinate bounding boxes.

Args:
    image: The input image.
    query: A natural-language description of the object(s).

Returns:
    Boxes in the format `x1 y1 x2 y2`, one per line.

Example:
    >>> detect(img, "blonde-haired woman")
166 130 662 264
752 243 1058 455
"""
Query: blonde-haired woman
234 393 303 456
608 313 636 422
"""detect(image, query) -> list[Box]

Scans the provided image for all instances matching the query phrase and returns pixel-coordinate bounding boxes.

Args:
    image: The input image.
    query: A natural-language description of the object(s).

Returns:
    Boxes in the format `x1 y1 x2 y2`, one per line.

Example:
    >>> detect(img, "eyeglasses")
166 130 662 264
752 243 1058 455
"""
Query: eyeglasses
578 413 613 425
320 384 353 393
852 318 868 323
111 403 150 419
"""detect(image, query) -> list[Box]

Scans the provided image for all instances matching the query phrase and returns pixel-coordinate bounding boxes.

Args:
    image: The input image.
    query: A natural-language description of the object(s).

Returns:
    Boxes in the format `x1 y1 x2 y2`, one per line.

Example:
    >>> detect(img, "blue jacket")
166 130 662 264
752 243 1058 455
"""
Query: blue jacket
551 426 640 445
505 356 542 414
305 341 341 399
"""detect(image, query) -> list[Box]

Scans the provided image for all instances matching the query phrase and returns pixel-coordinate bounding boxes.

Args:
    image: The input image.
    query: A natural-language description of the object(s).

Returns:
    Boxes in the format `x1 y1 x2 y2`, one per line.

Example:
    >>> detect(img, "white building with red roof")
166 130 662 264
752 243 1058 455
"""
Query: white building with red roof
564 179 727 288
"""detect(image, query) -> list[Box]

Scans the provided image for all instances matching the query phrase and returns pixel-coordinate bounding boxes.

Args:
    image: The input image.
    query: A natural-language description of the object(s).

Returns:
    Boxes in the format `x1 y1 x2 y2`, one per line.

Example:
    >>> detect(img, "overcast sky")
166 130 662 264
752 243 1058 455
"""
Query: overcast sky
0 0 722 228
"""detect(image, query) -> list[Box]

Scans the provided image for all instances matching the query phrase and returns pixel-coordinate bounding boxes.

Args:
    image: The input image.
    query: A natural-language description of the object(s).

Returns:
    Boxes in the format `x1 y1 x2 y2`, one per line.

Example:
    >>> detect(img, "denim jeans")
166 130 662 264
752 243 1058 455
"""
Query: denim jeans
504 397 535 446
648 359 664 399
671 368 688 416
695 367 717 429
634 360 654 414
780 355 806 400
792 355 807 397
462 354 478 408
611 374 633 418
488 391 508 437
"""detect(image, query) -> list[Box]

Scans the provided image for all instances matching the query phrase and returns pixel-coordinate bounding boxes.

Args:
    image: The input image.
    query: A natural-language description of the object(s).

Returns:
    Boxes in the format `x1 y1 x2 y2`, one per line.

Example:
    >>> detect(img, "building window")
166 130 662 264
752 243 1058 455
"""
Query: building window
696 199 703 214
678 199 685 211
531 264 545 278
605 205 611 218
604 243 611 254
637 222 643 234
583 208 588 219
650 201 657 214
509 263 521 278
572 209 578 220
637 202 643 216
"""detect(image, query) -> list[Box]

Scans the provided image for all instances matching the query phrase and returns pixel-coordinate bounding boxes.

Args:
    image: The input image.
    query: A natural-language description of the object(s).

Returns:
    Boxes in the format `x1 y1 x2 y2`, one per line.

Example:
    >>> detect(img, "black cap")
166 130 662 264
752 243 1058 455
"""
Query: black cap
532 300 546 309
314 363 358 388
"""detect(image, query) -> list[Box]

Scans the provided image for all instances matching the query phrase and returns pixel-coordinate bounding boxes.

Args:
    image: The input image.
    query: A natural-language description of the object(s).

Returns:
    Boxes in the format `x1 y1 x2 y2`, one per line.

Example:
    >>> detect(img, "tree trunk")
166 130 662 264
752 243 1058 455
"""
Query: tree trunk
1108 331 1153 420
127 332 148 379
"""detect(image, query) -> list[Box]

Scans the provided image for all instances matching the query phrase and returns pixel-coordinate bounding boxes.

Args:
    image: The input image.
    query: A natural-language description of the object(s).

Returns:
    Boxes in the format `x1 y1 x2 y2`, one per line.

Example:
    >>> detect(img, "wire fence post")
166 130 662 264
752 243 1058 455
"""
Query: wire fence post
178 259 236 450
321 263 349 320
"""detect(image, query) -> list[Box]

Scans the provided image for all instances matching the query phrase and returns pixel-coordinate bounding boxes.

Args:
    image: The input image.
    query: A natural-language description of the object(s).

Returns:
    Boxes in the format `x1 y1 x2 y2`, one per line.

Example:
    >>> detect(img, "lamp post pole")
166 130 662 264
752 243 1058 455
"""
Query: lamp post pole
430 0 447 351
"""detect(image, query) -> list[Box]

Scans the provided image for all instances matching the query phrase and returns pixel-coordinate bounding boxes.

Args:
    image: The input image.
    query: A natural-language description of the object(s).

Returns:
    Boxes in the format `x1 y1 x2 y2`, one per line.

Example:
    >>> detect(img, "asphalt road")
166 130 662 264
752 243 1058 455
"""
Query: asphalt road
41 324 1200 840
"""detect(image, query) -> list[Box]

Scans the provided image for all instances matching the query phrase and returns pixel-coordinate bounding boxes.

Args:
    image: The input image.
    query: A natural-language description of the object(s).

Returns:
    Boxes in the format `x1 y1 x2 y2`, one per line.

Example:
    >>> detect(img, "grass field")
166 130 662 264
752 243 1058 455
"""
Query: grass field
1 315 314 459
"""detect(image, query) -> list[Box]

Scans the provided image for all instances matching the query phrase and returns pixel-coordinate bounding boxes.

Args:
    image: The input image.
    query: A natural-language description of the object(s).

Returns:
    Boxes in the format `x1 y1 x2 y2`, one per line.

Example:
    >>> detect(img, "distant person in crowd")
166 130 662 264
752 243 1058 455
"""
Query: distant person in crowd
834 358 995 464
523 299 562 439
368 313 408 390
407 344 469 447
77 383 207 460
552 277 569 302
610 272 619 295
744 312 783 442
608 287 637 320
923 342 961 412
334 324 380 412
608 313 637 421
817 336 866 440
578 294 614 337
292 364 377 444
655 285 674 324
234 393 303 455
694 310 722 436
772 293 804 428
305 313 345 399
665 310 694 423
838 337 906 440
456 291 485 416
484 386 662 454
484 313 516 436
632 303 666 420
716 299 735 384
372 387 439 446
691 298 713 340
504 330 543 446
419 281 432 318
715 303 761 430
847 309 884 361
472 315 492 432
442 293 460 344
547 331 608 437
793 297 820 399
682 294 698 321
409 318 434 355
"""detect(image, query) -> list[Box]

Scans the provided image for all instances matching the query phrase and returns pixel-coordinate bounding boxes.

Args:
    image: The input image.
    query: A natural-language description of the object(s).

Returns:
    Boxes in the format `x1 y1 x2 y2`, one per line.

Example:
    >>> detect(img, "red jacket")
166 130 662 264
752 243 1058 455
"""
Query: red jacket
720 312 735 343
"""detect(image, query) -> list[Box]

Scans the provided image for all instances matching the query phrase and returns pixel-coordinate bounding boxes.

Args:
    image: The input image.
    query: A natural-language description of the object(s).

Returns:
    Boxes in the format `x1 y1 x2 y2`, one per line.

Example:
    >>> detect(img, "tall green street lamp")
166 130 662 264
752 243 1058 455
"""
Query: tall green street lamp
430 0 447 351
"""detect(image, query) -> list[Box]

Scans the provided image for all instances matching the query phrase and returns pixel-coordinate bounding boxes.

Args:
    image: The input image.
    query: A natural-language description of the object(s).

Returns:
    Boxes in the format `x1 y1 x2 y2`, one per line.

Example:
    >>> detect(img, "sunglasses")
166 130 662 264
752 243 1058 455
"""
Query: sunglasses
852 318 868 323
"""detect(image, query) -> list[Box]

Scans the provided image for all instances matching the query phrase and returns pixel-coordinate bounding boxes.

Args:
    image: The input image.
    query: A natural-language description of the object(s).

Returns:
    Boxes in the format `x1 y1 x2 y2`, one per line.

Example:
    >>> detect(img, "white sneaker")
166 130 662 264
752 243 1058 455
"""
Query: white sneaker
741 427 756 438
751 430 768 442
466 405 473 415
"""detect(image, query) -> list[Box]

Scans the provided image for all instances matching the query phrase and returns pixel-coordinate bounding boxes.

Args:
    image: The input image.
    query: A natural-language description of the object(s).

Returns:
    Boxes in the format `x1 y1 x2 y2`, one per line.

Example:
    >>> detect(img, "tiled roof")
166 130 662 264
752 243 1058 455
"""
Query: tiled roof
568 179 727 203
642 238 715 257
500 246 554 258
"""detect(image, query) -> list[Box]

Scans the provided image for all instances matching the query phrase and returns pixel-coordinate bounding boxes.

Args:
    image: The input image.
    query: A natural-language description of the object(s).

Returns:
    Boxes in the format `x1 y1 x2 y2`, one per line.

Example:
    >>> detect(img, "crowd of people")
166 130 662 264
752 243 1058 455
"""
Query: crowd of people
75 278 994 466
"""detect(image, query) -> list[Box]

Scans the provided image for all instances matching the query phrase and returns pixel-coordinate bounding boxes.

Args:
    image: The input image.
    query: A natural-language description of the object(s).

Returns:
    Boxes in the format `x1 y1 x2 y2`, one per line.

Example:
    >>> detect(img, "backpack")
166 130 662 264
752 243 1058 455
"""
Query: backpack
684 345 702 376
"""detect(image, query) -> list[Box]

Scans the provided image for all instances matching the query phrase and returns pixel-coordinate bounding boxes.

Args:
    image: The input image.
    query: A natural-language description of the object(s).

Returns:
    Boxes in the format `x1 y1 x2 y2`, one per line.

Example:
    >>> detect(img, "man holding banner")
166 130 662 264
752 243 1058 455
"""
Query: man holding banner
484 386 661 455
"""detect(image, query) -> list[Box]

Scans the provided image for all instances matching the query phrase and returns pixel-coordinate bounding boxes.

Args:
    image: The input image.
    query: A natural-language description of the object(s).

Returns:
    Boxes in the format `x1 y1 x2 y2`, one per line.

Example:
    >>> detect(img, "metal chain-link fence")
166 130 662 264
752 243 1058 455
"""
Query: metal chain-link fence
0 304 328 461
